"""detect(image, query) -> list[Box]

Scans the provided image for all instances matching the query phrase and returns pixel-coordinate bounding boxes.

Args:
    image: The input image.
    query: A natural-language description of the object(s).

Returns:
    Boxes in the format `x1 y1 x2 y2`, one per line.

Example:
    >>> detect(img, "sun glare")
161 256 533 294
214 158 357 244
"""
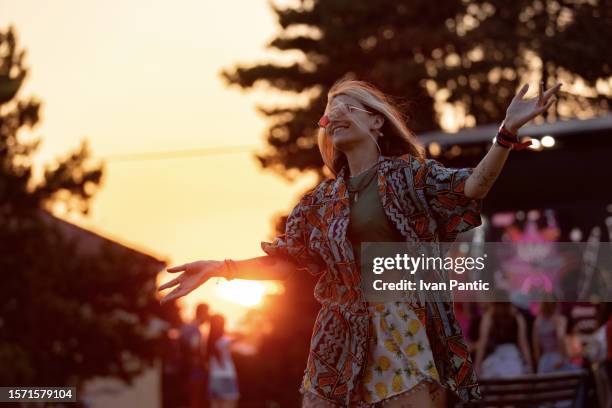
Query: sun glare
216 279 267 306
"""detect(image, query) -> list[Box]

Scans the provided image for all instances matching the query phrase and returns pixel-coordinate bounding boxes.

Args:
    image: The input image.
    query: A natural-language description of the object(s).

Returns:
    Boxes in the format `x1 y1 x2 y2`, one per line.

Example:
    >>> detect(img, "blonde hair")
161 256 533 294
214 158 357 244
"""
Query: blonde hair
317 77 425 176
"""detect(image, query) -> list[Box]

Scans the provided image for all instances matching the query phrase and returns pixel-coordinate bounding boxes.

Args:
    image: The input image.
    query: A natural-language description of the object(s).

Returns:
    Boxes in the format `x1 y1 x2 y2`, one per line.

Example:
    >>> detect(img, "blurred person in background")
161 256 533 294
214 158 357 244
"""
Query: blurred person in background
533 295 575 373
179 303 210 408
159 77 561 407
206 314 240 408
475 297 533 378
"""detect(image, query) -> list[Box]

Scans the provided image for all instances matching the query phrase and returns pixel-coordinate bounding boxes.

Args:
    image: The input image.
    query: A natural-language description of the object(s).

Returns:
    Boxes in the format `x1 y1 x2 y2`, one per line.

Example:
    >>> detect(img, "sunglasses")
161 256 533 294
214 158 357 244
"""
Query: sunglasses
318 104 374 128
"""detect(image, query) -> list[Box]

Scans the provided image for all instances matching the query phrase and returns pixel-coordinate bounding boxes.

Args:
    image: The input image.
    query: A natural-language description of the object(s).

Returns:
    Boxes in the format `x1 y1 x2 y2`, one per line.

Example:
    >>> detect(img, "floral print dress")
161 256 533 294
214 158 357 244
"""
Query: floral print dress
359 302 440 405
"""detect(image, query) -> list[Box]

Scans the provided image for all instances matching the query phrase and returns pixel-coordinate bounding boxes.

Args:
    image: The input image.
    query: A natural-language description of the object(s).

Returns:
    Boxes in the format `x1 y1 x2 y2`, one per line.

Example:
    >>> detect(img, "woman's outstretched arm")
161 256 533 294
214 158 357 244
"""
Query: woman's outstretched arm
218 255 297 280
158 255 297 304
464 81 562 199
464 142 511 199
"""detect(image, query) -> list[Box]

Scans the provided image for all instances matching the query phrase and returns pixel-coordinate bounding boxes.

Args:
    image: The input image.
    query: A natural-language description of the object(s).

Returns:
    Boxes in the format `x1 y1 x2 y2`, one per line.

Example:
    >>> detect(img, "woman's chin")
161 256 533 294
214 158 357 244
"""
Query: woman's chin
330 132 359 149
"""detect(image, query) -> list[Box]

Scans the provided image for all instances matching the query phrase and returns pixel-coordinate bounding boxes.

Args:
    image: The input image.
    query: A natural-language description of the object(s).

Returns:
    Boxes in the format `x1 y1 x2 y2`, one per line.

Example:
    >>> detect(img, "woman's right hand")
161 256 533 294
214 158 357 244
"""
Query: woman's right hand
158 260 224 304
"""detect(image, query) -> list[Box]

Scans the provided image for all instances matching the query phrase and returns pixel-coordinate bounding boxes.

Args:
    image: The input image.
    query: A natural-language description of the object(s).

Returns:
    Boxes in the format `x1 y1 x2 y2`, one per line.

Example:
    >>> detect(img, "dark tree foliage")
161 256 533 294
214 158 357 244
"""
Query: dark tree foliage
0 26 180 398
222 0 611 179
431 0 611 125
222 0 467 178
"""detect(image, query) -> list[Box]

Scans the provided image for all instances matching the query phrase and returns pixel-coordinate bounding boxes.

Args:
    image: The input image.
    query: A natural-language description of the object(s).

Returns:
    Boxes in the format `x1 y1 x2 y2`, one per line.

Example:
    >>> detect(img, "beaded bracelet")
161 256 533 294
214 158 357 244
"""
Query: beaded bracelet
223 259 238 280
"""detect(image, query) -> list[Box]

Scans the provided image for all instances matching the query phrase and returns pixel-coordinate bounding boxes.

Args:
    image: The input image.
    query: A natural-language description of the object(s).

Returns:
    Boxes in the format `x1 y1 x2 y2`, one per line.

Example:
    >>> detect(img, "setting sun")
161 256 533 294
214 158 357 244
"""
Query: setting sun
216 279 278 307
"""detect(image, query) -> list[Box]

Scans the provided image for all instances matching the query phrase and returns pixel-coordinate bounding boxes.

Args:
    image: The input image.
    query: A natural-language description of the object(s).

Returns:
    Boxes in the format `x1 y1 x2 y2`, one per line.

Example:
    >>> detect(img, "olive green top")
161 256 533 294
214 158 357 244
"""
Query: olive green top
346 165 404 267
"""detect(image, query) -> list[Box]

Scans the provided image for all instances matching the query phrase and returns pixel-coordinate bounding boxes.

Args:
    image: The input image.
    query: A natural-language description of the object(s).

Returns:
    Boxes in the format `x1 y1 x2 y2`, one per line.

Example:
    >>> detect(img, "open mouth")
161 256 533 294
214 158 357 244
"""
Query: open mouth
331 123 350 135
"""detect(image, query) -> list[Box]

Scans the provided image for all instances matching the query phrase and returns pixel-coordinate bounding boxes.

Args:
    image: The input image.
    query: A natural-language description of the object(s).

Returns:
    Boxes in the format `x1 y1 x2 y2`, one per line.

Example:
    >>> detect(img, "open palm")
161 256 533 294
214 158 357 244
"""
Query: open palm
158 260 222 304
504 81 562 133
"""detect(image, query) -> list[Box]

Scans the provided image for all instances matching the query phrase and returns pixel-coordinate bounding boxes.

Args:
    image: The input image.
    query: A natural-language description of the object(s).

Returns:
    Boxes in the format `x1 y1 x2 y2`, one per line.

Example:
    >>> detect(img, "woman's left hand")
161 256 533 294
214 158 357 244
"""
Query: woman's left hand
503 81 562 133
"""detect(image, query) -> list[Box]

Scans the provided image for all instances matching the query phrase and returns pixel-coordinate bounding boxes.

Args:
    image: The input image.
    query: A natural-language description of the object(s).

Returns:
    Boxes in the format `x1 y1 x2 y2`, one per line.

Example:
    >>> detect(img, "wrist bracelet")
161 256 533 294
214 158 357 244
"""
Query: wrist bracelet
495 123 532 151
494 137 512 149
494 134 532 150
223 259 238 280
499 123 518 138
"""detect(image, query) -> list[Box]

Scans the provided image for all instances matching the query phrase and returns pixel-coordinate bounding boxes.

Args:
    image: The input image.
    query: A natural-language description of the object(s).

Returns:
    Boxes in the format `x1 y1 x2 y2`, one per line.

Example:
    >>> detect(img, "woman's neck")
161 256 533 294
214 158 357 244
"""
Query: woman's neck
344 145 380 177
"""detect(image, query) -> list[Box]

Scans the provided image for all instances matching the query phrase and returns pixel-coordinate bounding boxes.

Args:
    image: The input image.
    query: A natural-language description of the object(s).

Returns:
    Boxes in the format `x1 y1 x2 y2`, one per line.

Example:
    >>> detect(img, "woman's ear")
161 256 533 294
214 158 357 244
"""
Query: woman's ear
372 114 385 133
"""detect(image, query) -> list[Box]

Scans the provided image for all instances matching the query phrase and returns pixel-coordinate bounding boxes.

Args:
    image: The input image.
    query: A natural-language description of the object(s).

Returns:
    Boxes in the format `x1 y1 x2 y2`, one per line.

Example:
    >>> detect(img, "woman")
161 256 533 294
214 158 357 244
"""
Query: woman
206 314 240 408
475 300 533 378
533 296 570 373
159 77 561 407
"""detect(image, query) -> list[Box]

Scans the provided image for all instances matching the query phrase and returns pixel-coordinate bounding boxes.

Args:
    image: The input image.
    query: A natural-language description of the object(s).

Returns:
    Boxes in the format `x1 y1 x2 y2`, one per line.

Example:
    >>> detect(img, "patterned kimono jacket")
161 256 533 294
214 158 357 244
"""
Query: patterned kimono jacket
261 154 483 406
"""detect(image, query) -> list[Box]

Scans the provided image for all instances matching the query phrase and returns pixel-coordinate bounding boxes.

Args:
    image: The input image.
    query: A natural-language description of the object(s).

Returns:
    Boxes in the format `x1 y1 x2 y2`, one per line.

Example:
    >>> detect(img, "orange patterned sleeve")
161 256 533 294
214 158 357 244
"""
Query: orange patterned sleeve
419 158 483 242
260 195 326 277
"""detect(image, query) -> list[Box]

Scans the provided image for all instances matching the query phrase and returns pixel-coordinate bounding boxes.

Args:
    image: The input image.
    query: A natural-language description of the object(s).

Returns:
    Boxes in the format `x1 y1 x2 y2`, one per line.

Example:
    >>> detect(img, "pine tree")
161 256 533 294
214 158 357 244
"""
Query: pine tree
430 0 611 126
222 0 611 178
0 26 180 396
222 0 466 177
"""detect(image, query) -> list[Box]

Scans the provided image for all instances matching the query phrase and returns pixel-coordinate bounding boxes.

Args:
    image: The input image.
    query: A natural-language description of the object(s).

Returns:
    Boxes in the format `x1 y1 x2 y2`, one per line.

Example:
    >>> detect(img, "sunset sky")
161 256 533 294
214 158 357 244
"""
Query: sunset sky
3 0 318 327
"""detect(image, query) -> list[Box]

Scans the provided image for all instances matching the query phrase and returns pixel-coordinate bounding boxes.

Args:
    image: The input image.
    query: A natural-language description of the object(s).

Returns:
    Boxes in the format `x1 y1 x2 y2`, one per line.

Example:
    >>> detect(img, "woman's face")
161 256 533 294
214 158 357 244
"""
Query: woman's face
321 94 383 152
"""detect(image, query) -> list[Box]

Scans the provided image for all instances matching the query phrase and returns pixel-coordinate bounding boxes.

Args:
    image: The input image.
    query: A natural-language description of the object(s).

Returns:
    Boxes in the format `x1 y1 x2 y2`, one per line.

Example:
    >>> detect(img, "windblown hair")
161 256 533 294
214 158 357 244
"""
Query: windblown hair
317 77 425 176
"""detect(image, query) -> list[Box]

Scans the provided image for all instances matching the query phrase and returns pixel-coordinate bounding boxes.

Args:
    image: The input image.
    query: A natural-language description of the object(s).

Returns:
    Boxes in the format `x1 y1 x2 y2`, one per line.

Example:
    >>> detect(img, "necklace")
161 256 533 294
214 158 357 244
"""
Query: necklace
347 163 379 203
350 160 379 178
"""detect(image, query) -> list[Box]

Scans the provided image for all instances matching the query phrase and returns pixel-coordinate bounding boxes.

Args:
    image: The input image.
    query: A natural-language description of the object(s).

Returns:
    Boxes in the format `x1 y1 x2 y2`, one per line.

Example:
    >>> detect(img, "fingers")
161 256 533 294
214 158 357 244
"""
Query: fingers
167 264 186 273
538 81 544 106
160 285 191 305
159 287 183 304
542 83 563 100
537 95 557 114
516 82 562 104
158 276 180 291
515 83 529 100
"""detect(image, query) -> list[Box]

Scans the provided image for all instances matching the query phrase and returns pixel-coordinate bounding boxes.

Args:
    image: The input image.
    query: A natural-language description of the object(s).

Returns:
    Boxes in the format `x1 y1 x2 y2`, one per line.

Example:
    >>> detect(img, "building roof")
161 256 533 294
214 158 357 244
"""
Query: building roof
416 114 612 147
37 209 167 269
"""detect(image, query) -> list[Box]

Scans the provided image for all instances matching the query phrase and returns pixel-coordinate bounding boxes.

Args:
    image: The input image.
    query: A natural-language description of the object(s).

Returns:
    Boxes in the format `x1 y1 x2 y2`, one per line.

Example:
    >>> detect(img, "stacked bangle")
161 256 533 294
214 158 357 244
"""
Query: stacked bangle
495 123 532 150
223 259 238 280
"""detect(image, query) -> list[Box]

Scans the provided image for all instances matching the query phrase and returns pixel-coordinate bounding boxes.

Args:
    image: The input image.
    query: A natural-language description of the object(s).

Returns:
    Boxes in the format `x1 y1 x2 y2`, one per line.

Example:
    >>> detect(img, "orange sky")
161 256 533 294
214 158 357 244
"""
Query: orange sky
3 0 318 328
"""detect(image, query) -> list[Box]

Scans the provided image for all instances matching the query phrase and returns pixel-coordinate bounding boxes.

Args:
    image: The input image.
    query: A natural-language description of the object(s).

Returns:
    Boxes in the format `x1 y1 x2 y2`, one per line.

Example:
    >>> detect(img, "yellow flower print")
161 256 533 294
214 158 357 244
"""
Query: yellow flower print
407 319 421 336
404 342 424 357
392 369 404 392
378 356 391 371
426 361 439 381
404 360 419 377
391 326 403 346
384 339 400 355
380 317 389 332
375 382 388 399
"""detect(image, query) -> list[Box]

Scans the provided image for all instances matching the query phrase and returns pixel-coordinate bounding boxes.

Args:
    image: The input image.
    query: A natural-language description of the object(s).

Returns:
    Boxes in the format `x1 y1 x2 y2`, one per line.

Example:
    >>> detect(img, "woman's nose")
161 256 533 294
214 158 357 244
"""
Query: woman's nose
327 104 348 121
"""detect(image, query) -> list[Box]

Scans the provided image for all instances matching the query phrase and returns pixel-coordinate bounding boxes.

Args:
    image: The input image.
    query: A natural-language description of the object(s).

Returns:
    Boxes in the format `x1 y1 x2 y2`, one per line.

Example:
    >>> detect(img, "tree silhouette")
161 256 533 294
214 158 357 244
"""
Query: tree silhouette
222 0 468 178
222 0 611 179
428 0 611 126
0 26 180 399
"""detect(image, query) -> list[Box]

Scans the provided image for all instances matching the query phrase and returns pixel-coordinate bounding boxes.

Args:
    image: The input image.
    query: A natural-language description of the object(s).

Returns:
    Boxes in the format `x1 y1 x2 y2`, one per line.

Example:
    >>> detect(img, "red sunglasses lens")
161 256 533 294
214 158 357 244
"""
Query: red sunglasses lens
318 115 330 128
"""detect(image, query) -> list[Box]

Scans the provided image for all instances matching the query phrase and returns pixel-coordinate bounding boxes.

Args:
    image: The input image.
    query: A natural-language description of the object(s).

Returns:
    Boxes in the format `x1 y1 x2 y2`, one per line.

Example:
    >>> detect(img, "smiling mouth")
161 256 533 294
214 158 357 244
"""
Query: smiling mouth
331 123 350 135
